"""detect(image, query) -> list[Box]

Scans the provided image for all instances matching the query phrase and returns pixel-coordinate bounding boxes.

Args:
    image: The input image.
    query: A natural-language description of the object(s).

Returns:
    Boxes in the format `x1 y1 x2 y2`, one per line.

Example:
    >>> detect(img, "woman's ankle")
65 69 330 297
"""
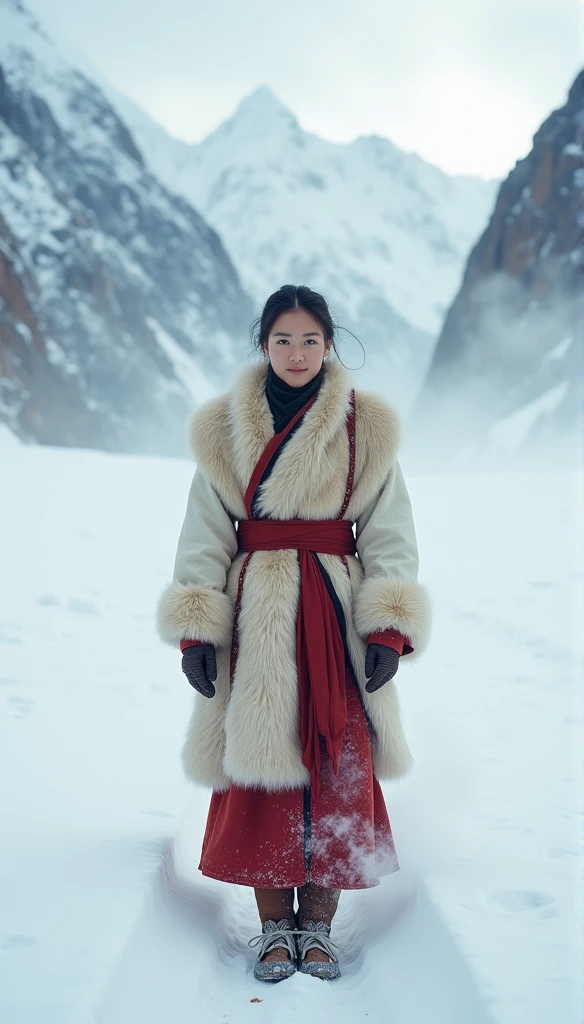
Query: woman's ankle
254 887 295 926
296 883 340 928
259 914 295 929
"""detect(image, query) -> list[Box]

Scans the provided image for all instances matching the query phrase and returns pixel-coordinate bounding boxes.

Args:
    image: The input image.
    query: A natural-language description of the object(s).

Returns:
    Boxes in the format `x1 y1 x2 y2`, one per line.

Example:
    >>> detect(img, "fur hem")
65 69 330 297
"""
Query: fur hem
371 724 415 779
353 576 432 661
221 756 310 792
180 745 231 792
156 580 234 647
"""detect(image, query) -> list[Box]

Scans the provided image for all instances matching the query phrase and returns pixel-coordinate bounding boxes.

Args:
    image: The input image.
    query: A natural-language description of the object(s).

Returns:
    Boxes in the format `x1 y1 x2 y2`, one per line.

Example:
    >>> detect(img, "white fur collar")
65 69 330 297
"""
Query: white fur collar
188 356 401 521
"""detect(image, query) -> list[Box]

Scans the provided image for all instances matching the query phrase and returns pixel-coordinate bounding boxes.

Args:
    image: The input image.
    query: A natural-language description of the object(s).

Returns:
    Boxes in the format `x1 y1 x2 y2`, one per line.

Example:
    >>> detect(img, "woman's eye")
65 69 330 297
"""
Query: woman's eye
274 338 318 344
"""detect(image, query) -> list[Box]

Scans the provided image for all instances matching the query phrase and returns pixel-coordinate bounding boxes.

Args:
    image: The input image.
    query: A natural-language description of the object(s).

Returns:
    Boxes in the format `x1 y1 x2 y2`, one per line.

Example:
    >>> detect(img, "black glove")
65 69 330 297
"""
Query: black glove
181 643 217 698
365 643 400 693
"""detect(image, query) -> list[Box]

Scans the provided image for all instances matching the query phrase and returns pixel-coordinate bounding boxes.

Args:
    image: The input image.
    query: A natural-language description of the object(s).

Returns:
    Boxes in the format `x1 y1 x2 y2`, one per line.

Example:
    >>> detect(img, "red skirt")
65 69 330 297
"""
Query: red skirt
198 662 399 889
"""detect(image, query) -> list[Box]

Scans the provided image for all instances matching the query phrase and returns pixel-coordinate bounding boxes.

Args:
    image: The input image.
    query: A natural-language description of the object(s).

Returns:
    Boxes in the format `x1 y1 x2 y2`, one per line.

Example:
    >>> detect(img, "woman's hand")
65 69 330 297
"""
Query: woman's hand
365 643 399 693
181 644 217 698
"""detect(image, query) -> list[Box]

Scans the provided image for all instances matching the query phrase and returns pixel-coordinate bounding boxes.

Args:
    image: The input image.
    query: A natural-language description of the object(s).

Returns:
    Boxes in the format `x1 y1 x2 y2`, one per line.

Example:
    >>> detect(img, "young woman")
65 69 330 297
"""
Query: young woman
156 285 431 982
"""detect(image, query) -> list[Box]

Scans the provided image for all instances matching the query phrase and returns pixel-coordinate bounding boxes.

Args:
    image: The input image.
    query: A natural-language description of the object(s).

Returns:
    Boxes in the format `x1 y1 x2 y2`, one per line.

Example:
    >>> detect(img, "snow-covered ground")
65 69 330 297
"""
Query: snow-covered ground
0 440 581 1024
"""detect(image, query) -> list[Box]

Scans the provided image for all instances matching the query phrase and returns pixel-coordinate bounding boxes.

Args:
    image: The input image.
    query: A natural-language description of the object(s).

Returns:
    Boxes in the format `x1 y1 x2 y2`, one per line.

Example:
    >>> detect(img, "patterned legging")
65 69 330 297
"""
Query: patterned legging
254 882 341 927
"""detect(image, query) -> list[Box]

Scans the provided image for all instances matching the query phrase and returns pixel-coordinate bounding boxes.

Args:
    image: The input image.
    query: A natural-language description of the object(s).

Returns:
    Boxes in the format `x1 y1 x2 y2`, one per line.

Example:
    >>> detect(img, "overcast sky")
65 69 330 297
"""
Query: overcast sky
30 0 582 179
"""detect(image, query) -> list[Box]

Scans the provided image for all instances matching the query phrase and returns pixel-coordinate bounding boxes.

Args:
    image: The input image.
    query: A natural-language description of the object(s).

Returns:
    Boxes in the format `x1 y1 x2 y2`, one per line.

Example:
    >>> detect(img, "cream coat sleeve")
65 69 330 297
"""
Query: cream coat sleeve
156 467 238 648
353 459 431 660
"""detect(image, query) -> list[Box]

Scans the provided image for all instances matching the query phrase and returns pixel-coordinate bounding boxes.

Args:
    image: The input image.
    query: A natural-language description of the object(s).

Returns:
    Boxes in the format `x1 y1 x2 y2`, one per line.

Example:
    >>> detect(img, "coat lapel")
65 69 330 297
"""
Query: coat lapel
229 358 353 519
228 361 274 495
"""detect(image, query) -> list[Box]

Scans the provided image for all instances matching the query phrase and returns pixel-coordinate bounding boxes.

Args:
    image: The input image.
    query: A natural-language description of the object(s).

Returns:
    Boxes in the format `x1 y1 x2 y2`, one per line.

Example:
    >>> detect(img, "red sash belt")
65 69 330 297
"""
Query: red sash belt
237 518 356 797
237 518 356 556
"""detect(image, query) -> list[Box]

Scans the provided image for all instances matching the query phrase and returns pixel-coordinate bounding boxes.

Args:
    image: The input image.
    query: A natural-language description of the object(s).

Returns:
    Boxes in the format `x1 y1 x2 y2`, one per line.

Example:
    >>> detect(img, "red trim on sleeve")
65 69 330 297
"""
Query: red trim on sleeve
367 629 414 656
180 638 209 652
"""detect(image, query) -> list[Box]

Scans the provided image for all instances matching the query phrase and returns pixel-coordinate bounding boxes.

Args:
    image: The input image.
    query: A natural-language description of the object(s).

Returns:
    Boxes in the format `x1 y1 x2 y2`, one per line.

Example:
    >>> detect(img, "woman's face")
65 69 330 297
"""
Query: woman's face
263 309 332 386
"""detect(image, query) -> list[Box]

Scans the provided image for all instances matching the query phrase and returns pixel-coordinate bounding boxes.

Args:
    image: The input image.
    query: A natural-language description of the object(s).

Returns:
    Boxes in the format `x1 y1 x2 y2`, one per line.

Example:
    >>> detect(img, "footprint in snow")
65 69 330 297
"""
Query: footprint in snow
489 890 558 918
0 934 37 950
66 598 99 615
0 630 22 645
6 695 34 717
37 594 62 607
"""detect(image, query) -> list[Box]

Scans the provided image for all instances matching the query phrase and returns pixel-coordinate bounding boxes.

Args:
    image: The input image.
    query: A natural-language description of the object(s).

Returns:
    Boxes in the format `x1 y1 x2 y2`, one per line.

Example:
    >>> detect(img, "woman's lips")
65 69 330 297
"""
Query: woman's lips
288 368 307 373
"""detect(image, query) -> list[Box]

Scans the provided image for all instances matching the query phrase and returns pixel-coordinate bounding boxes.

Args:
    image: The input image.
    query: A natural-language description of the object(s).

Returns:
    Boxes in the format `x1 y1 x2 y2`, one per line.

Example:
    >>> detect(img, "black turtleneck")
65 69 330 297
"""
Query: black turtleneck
265 361 325 434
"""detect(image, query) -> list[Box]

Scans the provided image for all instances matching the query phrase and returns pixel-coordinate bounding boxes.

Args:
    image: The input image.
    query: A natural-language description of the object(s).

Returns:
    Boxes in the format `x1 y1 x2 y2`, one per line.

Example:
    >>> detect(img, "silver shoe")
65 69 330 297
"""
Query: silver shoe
249 918 297 982
296 920 342 980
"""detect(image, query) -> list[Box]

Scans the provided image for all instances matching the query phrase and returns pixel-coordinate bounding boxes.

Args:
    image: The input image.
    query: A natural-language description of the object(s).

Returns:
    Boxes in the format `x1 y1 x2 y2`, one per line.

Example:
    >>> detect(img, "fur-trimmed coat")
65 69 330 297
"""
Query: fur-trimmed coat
156 357 431 792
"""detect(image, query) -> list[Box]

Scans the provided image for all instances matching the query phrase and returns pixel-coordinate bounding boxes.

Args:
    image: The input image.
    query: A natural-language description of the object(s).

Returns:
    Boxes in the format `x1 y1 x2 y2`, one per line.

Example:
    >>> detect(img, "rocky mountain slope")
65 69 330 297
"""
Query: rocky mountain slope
0 208 106 445
412 71 583 467
0 0 253 454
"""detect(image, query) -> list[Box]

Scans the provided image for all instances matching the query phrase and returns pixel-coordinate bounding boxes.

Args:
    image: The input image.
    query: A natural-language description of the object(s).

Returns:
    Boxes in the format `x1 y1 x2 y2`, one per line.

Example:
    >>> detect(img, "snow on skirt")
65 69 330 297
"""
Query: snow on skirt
198 660 399 889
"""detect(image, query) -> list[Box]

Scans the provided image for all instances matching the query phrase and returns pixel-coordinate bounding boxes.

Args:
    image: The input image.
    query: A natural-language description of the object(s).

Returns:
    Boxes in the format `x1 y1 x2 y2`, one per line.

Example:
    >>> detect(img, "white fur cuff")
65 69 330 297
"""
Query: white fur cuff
353 576 432 659
156 581 235 647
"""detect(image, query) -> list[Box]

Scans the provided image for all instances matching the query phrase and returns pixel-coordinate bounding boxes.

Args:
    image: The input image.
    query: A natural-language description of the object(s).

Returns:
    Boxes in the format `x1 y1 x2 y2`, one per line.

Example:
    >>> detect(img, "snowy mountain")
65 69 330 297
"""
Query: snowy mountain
412 71 584 469
113 83 497 408
0 0 254 454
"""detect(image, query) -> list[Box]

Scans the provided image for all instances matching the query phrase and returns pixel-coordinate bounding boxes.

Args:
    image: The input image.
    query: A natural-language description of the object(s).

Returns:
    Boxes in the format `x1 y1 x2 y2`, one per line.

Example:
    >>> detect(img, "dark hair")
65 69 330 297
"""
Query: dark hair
248 284 363 367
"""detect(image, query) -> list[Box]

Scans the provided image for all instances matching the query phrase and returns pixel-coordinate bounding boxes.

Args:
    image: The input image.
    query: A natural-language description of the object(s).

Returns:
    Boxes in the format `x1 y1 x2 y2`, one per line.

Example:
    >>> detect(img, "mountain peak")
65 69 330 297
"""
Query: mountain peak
232 85 298 126
202 83 301 149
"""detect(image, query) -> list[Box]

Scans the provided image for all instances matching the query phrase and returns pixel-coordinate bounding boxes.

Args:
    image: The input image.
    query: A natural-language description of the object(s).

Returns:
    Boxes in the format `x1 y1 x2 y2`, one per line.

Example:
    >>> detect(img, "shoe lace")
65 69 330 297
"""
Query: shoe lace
295 920 343 963
248 919 296 961
248 919 343 964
